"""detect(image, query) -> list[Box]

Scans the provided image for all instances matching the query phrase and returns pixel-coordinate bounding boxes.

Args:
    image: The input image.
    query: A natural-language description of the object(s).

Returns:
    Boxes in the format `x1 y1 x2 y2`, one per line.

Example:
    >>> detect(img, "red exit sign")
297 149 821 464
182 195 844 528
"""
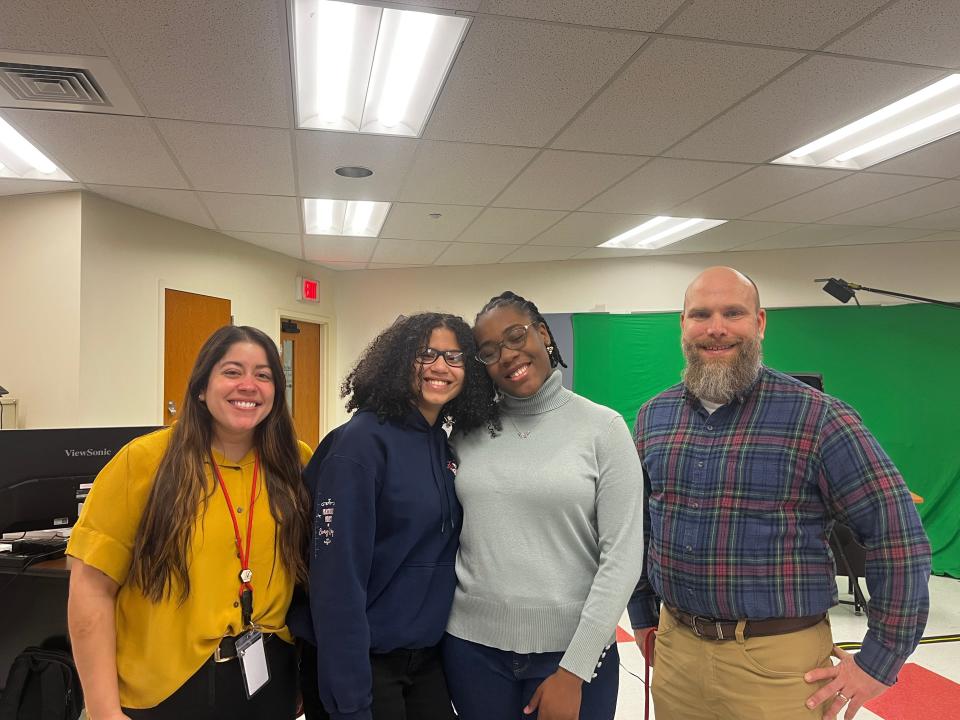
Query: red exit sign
298 276 319 302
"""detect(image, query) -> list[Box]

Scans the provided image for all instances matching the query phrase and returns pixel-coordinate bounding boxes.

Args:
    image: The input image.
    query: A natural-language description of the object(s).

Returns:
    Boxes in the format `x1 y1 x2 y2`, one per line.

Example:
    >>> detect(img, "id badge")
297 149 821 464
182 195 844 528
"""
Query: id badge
235 629 270 698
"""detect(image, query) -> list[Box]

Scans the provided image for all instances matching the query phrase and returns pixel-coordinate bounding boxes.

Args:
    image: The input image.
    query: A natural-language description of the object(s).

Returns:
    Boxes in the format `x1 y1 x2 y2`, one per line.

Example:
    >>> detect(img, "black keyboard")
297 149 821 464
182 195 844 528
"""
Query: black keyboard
0 537 68 568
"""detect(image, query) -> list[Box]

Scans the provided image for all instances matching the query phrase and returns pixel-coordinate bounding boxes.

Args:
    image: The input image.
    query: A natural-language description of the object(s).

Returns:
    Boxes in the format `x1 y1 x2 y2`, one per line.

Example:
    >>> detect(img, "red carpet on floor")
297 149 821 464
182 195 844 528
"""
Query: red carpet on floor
864 663 960 719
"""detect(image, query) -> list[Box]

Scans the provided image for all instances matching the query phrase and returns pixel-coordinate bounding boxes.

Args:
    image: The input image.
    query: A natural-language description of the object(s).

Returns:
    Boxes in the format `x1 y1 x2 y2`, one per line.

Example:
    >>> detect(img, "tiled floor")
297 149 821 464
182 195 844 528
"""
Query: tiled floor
615 575 960 719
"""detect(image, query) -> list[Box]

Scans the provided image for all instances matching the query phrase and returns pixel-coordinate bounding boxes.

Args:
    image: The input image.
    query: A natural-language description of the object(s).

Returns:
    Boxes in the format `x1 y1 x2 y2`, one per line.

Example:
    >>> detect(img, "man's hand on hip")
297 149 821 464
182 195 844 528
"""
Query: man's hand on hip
804 645 888 720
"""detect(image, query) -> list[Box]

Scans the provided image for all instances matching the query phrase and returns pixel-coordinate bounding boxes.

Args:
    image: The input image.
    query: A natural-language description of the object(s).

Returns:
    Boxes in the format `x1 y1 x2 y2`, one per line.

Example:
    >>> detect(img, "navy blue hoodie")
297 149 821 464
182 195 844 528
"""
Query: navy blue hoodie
288 408 461 720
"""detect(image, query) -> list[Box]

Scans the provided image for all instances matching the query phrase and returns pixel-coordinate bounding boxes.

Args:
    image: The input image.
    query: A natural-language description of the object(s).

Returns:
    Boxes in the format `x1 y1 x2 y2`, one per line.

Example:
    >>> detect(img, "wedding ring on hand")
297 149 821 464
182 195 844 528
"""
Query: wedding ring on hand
836 692 850 704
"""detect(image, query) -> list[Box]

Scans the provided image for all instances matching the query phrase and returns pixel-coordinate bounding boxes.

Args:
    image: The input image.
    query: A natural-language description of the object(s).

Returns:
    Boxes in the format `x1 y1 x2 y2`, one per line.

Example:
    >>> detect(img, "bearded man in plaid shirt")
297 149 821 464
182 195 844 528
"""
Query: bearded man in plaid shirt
628 267 930 720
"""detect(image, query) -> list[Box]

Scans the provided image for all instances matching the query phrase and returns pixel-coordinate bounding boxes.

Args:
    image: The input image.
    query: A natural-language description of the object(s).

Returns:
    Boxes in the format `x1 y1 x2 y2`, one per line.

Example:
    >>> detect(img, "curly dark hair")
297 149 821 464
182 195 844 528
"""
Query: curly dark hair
476 291 568 369
342 312 499 436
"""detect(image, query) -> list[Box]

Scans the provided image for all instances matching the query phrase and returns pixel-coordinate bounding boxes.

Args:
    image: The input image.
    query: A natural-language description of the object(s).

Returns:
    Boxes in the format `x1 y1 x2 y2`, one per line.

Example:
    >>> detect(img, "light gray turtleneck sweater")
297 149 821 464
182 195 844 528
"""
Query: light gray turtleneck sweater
447 369 644 682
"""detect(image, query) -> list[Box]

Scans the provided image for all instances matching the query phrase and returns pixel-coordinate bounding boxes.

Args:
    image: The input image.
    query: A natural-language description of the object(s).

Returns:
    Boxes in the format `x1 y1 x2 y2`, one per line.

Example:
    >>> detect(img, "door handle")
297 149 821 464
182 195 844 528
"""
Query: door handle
167 400 177 415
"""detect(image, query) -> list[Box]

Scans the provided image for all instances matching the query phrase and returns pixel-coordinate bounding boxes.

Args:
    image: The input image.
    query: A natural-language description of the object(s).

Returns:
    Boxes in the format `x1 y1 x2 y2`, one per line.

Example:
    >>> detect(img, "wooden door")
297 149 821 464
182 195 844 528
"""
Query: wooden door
163 289 231 424
280 319 322 448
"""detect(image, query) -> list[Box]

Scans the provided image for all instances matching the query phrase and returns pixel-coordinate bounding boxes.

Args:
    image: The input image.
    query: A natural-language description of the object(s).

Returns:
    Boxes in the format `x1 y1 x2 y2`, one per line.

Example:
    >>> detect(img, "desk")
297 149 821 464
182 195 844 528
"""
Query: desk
0 557 71 688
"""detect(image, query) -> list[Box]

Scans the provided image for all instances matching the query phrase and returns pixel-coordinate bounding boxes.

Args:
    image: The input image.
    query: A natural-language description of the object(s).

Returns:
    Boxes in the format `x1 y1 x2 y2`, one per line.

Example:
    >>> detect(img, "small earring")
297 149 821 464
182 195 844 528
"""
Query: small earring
198 394 205 402
547 345 555 356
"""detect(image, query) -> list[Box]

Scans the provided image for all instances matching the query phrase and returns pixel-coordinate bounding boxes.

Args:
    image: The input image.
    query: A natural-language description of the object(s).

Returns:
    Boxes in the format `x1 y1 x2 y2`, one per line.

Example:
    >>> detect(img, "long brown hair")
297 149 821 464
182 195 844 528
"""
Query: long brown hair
130 326 310 603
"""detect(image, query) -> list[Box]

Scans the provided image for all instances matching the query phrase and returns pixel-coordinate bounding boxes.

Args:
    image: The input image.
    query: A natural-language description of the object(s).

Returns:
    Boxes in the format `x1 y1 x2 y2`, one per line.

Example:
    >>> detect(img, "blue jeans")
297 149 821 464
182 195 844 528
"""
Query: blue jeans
440 633 618 720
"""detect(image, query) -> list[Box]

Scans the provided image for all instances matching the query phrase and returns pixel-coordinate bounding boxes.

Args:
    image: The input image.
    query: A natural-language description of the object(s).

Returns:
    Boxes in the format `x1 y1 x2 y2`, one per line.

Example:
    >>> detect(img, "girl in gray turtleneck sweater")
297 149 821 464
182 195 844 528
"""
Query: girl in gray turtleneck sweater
442 292 644 720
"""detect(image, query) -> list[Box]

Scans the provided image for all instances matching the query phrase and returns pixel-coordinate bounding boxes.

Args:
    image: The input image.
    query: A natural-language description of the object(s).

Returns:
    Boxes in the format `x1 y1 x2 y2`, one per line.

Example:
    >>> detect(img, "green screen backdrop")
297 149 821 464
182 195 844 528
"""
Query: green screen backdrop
572 304 960 578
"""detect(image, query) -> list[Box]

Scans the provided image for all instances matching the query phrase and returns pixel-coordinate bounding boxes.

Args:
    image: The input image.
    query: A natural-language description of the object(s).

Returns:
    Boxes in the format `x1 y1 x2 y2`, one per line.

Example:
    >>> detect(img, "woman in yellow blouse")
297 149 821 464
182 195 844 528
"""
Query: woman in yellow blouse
67 325 312 719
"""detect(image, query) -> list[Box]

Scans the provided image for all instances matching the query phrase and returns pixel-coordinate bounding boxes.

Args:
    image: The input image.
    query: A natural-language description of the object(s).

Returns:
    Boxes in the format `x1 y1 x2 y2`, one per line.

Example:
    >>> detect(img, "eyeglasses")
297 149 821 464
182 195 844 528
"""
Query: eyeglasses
475 323 536 365
415 347 466 367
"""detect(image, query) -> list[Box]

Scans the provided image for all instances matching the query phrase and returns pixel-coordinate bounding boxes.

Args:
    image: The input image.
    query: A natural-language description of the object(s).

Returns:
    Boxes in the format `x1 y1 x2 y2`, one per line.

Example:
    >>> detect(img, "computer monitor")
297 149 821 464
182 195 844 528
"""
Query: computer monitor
0 426 159 535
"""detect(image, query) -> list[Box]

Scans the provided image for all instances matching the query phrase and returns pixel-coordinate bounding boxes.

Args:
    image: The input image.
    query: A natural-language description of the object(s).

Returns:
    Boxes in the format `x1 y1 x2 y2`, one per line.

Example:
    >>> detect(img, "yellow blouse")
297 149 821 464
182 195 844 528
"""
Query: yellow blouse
67 427 313 709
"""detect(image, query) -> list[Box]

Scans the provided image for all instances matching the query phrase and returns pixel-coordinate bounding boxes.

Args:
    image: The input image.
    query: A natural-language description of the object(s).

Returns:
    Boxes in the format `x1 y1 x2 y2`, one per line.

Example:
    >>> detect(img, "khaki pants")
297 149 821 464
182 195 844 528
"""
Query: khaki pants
651 606 834 720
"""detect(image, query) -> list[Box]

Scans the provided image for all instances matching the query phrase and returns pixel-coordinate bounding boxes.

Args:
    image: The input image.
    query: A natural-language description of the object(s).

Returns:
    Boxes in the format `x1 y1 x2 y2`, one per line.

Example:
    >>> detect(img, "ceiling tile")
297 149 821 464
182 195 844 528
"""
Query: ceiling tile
367 262 427 269
817 226 936 247
733 223 863 251
83 0 291 127
2 109 186 188
303 236 377 264
827 0 960 67
583 158 749 214
824 181 960 225
199 192 299 233
295 131 418 200
572 246 651 259
87 185 214 228
397 141 536 205
424 16 644 146
669 56 943 163
226 231 302 259
380 203 483 241
530 211 653 247
906 231 960 244
869 133 960 179
433 242 519 265
371 238 449 264
477 0 685 31
0 0 106 55
388 0 480 9
312 260 369 271
493 150 645 211
670 166 849 219
894 205 960 231
456 207 566 244
747 173 938 223
0 180 79 196
660 220 799 254
665 0 888 50
499 245 581 263
553 38 802 155
156 120 294 195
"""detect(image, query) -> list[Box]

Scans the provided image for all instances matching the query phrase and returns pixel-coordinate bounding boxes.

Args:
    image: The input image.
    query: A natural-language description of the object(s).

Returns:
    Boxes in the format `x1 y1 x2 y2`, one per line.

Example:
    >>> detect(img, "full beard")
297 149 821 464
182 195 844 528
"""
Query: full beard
682 334 762 405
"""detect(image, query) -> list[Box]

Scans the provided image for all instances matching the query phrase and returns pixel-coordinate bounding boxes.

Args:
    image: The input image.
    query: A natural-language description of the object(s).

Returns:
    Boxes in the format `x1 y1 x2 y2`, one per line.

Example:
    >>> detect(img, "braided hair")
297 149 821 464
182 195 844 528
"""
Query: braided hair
475 291 567 369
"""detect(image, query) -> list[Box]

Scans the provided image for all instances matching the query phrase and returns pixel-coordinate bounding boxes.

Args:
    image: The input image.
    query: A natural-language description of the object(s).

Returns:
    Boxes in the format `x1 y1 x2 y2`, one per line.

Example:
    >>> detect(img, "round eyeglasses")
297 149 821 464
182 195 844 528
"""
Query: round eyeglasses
475 323 535 365
415 347 465 367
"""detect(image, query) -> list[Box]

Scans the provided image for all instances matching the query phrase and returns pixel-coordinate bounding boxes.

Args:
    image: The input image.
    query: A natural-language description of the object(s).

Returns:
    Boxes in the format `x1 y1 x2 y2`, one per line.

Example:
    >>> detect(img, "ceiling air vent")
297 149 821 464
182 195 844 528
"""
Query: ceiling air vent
0 62 111 107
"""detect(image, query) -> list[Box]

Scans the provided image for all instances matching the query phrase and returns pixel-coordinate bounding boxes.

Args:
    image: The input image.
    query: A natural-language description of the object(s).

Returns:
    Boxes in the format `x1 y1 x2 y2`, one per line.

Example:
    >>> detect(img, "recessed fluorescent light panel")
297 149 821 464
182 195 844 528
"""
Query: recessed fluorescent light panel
598 216 727 250
774 74 960 170
292 0 470 137
304 198 391 237
0 116 71 181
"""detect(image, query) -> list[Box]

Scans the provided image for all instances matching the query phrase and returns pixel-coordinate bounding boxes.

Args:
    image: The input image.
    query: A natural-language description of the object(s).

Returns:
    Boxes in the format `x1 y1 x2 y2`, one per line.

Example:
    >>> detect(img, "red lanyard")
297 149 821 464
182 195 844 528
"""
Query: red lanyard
211 452 259 627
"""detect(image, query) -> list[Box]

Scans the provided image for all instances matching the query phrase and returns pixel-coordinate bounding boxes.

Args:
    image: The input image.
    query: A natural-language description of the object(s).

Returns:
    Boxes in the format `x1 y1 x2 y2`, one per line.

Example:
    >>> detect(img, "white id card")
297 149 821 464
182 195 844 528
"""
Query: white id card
236 629 270 698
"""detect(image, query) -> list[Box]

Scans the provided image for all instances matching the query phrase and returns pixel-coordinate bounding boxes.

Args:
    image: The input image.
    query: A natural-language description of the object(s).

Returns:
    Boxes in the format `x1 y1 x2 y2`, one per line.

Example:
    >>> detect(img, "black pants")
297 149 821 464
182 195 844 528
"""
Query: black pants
123 636 297 720
300 642 455 720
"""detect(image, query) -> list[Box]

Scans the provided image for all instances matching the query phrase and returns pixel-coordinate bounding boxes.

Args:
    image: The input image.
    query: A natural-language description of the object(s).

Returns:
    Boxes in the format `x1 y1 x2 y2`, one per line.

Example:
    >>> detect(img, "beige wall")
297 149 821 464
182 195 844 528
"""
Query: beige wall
78 193 337 427
1 191 337 429
331 238 960 424
0 192 82 427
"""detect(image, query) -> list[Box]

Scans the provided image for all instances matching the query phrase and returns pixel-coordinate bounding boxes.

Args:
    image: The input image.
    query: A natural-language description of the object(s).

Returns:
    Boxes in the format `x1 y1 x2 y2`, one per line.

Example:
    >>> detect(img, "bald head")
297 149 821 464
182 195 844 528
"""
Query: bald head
683 267 761 313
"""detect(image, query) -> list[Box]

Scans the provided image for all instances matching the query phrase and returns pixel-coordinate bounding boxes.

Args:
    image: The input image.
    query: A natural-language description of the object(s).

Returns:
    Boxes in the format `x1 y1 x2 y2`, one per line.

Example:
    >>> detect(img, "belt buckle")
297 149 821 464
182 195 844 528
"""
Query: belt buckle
214 639 236 663
692 616 725 640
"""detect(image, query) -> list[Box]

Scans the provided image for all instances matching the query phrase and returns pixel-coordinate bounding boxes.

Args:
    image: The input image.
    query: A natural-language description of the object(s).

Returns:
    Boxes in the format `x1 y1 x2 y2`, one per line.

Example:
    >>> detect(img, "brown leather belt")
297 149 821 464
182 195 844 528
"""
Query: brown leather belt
666 606 825 641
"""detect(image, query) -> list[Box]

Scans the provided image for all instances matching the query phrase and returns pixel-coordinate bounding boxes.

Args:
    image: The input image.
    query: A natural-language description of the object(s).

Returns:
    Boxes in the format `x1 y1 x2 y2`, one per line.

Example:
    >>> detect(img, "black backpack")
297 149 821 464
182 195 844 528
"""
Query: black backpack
0 647 83 720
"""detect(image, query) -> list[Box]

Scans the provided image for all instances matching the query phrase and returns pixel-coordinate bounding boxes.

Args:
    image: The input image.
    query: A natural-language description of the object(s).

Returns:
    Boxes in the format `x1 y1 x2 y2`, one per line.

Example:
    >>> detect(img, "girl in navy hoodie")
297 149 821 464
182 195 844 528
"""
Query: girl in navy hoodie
292 312 497 720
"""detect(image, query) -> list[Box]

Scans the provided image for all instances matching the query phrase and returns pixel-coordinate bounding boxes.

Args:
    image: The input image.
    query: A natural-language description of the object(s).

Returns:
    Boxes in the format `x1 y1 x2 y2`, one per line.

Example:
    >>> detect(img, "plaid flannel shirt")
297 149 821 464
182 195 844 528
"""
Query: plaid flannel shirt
626 367 931 685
